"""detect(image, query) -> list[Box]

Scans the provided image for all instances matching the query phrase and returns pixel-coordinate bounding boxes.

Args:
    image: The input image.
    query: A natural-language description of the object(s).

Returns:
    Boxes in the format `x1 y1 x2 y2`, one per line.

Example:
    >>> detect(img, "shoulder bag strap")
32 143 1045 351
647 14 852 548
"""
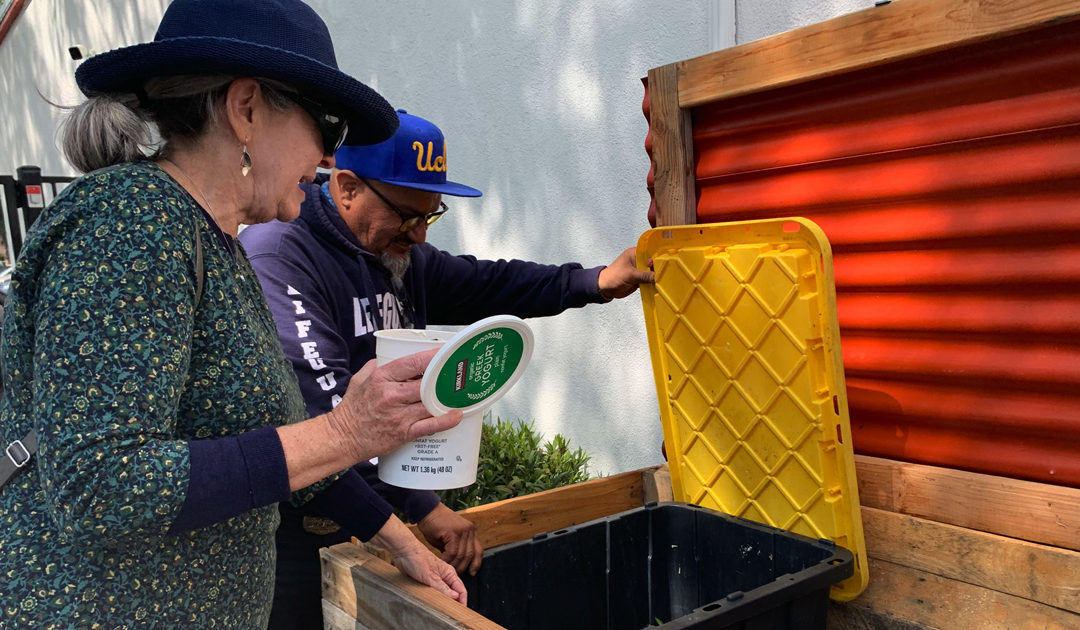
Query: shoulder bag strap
0 429 36 489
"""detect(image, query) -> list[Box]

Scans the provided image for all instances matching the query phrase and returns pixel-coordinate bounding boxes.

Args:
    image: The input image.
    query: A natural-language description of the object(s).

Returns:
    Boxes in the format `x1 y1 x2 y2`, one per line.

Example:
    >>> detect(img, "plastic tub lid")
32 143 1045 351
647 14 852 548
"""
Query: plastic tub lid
420 314 534 416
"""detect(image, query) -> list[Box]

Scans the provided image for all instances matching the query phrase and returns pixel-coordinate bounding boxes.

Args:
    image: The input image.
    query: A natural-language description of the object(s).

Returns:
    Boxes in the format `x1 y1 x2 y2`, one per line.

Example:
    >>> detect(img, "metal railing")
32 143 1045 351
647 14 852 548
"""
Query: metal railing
0 166 75 267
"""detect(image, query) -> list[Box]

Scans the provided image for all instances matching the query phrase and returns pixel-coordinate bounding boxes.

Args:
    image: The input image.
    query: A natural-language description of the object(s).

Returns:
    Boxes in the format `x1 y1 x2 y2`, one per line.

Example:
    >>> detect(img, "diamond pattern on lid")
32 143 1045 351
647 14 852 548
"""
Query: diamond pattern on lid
640 219 867 601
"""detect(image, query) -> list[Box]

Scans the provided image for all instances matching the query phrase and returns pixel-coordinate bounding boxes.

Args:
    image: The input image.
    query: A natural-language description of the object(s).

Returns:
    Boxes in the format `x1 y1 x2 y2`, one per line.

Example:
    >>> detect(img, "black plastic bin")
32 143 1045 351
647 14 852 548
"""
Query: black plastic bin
460 502 853 630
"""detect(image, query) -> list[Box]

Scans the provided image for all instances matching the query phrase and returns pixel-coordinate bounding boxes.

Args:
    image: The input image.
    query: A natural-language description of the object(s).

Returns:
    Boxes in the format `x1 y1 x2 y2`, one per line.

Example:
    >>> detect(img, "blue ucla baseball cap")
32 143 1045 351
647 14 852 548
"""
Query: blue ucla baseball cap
333 109 482 197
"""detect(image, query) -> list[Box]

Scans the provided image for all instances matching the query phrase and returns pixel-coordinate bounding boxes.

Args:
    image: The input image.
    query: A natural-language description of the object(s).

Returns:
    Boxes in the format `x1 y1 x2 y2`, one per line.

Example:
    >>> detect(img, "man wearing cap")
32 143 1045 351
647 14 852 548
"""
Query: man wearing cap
239 110 652 628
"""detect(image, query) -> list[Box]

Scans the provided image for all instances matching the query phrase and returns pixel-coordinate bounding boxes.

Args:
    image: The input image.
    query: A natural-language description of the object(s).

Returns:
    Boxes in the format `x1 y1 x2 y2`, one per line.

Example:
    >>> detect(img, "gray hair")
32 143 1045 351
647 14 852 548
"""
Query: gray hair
380 252 412 281
61 75 294 174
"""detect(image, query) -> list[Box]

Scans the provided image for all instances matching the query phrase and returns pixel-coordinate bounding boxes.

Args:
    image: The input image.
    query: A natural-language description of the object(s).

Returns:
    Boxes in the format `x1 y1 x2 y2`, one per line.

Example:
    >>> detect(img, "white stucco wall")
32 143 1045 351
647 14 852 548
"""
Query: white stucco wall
0 0 869 476
305 2 709 476
736 0 878 44
0 1 170 176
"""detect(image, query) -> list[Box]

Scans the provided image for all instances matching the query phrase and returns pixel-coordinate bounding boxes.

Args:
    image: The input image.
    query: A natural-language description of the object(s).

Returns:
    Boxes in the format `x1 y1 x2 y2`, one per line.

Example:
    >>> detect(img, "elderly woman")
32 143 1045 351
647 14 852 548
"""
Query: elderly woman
0 0 466 626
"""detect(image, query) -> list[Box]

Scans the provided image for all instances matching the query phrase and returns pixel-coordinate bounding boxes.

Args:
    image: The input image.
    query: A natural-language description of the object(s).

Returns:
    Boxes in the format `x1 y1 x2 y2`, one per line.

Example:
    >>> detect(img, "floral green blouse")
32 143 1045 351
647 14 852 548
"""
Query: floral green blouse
0 161 308 628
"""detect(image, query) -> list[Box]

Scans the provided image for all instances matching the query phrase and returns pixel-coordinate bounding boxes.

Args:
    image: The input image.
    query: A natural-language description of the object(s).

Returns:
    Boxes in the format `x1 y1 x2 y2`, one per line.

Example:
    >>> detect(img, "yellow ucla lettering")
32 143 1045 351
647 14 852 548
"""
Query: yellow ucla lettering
422 141 436 171
412 141 425 171
412 140 447 173
433 140 446 171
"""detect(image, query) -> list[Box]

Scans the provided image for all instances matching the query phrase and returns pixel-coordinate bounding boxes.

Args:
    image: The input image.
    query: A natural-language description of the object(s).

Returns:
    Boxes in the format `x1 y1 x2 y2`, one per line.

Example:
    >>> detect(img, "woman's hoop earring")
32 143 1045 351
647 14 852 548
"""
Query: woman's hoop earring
240 145 253 177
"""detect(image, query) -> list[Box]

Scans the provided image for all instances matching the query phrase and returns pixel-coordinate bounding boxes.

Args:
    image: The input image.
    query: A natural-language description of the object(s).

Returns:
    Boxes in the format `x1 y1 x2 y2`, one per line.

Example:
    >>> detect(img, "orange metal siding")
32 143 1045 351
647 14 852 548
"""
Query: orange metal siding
645 22 1080 487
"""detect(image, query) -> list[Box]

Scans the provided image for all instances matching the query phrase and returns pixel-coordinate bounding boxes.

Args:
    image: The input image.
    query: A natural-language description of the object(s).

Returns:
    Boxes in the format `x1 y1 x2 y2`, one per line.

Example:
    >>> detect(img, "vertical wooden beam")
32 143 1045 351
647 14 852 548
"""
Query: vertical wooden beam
641 463 674 504
646 62 697 227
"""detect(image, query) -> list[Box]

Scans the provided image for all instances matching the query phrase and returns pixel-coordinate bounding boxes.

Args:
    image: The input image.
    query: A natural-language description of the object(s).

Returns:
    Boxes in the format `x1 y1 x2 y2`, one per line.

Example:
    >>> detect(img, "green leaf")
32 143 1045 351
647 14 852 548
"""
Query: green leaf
437 411 592 510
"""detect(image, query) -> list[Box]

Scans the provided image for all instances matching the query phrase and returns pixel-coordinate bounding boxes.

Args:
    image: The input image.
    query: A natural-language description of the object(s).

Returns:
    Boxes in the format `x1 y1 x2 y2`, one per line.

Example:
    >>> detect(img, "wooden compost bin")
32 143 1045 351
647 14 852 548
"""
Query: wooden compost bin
322 457 1079 628
322 459 1079 629
323 1 1080 627
320 467 669 629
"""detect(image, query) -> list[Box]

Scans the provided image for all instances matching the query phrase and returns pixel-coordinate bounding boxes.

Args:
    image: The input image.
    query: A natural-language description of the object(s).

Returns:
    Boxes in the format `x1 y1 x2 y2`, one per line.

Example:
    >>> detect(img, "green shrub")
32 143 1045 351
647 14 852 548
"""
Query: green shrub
438 413 592 510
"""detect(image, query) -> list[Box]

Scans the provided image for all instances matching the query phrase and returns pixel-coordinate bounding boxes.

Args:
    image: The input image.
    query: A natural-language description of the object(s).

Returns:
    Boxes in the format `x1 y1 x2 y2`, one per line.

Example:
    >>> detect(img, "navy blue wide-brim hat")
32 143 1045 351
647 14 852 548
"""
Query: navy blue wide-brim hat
75 0 398 145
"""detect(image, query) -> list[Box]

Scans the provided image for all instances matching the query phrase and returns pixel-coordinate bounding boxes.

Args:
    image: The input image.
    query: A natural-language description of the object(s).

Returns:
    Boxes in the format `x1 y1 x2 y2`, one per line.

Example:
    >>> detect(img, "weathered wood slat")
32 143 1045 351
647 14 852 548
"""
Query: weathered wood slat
641 464 674 504
321 543 503 630
855 455 1080 551
861 506 1080 613
645 62 696 228
323 599 371 630
409 467 647 551
677 0 1080 107
828 557 1080 630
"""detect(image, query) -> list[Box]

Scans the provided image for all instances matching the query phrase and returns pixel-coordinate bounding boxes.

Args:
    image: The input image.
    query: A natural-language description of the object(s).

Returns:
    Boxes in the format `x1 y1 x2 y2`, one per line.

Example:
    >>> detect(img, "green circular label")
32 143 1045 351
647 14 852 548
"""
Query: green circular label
434 327 524 408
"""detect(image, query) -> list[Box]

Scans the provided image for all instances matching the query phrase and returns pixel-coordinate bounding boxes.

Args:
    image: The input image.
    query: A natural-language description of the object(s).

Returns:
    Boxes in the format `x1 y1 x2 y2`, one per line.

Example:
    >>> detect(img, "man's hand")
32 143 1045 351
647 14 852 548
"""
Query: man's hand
373 515 468 605
418 503 483 576
598 247 655 300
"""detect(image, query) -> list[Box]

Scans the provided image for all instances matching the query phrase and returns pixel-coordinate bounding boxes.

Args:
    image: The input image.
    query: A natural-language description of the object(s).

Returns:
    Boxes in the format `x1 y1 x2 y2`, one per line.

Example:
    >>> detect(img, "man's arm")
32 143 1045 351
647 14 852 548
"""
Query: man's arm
598 247 655 300
247 251 354 417
415 245 652 325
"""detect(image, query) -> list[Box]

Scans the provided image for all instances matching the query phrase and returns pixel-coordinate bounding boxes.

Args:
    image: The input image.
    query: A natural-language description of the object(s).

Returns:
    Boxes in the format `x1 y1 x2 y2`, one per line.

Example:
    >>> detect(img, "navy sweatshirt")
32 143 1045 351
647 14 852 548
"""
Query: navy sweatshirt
238 178 606 538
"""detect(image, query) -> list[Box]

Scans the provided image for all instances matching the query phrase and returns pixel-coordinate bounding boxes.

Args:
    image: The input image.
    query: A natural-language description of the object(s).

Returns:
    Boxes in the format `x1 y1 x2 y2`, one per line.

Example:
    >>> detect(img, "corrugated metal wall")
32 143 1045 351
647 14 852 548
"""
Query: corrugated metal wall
645 21 1080 488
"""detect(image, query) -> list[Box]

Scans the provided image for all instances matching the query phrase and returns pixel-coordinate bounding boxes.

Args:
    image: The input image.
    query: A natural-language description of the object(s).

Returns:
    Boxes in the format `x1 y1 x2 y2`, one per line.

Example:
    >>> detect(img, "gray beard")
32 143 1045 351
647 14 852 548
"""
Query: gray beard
380 252 411 281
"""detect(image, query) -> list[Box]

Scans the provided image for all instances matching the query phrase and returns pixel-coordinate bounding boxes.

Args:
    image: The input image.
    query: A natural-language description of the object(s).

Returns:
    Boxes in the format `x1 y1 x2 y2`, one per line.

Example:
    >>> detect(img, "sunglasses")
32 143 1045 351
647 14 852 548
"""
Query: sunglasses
281 91 349 155
363 179 449 233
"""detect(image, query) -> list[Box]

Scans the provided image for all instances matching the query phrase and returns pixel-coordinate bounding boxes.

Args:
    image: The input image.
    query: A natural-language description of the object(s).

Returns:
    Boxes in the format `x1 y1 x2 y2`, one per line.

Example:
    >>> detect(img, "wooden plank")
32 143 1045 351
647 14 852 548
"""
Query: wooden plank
828 605 932 630
645 62 697 227
861 506 1080 613
409 467 647 550
320 543 504 630
855 455 1080 551
676 0 1080 107
828 558 1080 630
642 462 674 504
323 599 372 630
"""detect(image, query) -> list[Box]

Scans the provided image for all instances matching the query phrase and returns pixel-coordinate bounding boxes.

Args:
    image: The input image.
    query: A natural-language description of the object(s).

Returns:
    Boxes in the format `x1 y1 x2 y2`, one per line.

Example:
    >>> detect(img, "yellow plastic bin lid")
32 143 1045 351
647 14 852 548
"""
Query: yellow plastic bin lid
637 217 868 601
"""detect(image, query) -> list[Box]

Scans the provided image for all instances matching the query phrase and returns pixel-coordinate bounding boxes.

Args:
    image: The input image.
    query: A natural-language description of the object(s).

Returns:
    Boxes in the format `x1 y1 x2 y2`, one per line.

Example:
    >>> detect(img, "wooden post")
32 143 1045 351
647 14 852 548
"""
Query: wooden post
645 62 697 227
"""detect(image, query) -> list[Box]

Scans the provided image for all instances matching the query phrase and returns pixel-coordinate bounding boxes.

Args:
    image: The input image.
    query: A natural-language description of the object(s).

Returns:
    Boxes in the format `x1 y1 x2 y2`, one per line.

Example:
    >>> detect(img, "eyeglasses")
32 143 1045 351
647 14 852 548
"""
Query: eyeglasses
363 179 449 233
281 91 349 155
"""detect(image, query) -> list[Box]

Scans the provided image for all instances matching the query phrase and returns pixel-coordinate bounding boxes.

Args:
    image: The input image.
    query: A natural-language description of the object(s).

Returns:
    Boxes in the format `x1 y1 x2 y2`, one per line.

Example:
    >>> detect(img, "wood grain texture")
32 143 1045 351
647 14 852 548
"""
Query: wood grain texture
417 468 647 550
676 0 1080 107
321 543 503 630
861 506 1080 613
645 63 696 227
855 455 1080 551
323 599 372 630
642 463 674 504
829 558 1080 630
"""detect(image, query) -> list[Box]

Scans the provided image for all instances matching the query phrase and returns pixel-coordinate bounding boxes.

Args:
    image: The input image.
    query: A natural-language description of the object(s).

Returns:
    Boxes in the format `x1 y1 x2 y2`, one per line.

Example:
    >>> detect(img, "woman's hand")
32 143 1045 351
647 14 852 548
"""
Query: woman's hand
277 349 462 491
326 350 463 463
373 516 468 605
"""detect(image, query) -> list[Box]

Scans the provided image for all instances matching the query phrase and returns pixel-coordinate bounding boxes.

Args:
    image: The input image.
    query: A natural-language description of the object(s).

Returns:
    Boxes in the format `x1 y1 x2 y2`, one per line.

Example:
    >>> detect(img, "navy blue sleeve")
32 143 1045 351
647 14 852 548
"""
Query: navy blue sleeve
168 426 291 534
246 249 352 419
302 467 395 541
411 245 607 326
354 461 441 523
244 233 403 537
